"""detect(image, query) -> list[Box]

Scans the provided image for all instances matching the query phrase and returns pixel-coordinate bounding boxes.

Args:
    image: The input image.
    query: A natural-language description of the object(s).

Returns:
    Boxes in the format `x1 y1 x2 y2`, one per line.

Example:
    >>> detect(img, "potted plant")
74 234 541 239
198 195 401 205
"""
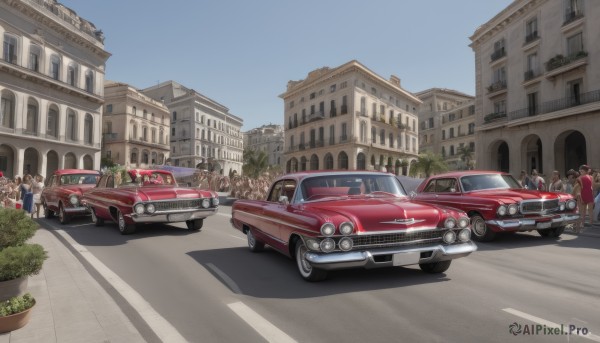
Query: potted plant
0 208 47 303
0 293 36 333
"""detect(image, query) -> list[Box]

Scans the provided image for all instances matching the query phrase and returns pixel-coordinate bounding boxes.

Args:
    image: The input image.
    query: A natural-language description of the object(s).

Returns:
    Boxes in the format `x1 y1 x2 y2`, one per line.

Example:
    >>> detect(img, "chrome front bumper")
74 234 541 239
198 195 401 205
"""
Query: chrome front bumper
128 208 218 223
64 206 90 215
304 241 477 271
486 213 580 231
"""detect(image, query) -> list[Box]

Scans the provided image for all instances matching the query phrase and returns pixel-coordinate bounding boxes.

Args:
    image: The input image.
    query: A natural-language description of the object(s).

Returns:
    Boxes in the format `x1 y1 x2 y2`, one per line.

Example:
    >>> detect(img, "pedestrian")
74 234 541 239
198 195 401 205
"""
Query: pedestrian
548 170 564 193
531 169 546 191
577 165 594 230
19 174 35 215
519 170 535 189
564 169 577 194
32 174 44 218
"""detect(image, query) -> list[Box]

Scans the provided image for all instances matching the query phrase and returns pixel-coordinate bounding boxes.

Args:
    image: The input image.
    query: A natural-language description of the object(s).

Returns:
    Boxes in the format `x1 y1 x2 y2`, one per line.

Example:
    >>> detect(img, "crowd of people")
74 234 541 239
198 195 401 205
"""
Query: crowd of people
0 174 45 218
189 170 280 200
518 165 600 232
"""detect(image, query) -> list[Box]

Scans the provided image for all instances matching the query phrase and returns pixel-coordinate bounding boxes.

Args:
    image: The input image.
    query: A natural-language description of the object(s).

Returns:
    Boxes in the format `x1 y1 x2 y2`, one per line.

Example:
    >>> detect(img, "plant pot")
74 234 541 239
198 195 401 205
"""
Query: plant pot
0 300 35 334
0 276 28 301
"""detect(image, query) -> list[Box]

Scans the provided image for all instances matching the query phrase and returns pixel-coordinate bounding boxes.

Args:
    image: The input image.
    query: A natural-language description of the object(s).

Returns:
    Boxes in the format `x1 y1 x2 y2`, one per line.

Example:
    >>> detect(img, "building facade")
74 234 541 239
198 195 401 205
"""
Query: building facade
142 81 244 175
0 0 110 178
102 81 170 168
416 89 476 170
470 0 599 176
243 124 284 167
281 60 421 174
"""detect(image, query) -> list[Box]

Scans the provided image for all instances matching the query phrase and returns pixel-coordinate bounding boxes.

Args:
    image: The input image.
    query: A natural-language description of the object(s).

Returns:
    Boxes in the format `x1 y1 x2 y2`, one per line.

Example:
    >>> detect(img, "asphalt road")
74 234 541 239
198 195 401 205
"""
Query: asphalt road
38 207 600 343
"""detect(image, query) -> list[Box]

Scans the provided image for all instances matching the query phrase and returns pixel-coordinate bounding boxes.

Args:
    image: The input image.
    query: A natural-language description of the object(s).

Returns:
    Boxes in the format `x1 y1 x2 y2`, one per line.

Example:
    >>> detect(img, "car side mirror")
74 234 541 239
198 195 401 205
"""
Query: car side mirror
278 195 289 205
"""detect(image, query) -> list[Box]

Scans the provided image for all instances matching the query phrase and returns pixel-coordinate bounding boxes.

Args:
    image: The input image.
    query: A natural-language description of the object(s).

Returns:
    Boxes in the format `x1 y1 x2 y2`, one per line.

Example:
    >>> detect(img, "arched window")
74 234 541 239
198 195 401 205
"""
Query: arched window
29 44 42 72
380 129 385 145
50 54 61 80
132 124 138 141
360 121 367 143
371 127 376 143
85 70 94 93
389 133 394 147
338 152 348 170
300 156 307 171
357 153 366 170
67 109 77 141
84 113 93 145
67 63 78 86
3 33 18 64
142 150 149 164
324 153 334 170
130 148 138 165
310 154 319 170
0 90 16 129
132 106 137 115
47 105 59 138
25 98 38 135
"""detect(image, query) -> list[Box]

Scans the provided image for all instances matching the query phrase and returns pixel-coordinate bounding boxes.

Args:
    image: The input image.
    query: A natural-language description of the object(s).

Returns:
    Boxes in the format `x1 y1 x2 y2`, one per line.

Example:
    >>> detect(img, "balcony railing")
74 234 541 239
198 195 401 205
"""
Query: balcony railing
308 111 325 121
525 32 539 44
524 69 540 81
490 48 506 62
509 89 600 121
483 112 507 124
103 132 118 142
339 135 348 143
341 105 348 115
545 51 587 72
487 80 507 93
564 8 584 25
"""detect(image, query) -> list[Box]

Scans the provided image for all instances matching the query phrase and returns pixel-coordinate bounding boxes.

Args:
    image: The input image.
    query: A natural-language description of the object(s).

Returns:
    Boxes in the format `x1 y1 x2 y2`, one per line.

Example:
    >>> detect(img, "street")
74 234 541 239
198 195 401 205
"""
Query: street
37 206 600 343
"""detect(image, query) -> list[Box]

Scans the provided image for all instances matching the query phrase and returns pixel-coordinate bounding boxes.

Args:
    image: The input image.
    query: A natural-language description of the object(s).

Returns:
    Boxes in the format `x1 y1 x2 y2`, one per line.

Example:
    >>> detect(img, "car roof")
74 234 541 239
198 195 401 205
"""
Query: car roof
53 169 100 175
278 170 393 182
428 170 507 179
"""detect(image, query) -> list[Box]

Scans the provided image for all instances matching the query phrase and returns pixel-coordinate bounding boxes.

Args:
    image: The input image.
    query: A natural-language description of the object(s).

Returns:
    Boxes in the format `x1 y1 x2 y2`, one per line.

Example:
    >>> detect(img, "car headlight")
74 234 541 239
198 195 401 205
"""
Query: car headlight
508 204 518 215
559 202 566 211
497 205 507 216
201 198 210 208
444 217 456 229
320 223 336 237
458 229 471 242
134 203 145 215
305 238 321 251
146 203 156 214
457 216 469 228
566 199 577 210
339 237 353 251
320 238 336 253
212 197 219 206
443 230 457 244
339 222 354 235
69 195 79 205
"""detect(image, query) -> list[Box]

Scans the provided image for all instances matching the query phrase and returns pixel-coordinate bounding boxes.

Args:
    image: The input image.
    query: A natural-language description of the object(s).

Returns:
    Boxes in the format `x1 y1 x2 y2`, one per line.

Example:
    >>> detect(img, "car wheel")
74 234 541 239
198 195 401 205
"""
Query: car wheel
419 260 452 273
295 240 327 282
58 203 69 225
185 219 203 231
470 214 496 242
117 210 135 235
538 226 564 238
246 228 265 252
43 201 54 218
91 208 104 227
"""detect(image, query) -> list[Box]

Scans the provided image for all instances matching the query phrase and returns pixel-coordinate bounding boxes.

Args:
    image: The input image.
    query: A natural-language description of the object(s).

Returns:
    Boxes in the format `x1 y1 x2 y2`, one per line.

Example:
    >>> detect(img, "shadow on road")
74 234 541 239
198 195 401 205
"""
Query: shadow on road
475 231 599 251
186 246 451 299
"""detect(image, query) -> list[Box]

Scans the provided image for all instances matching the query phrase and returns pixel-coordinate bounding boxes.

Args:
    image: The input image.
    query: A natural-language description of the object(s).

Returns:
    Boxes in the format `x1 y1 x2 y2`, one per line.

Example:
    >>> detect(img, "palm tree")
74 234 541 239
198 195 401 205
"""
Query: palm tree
409 152 448 177
457 146 474 170
242 149 269 178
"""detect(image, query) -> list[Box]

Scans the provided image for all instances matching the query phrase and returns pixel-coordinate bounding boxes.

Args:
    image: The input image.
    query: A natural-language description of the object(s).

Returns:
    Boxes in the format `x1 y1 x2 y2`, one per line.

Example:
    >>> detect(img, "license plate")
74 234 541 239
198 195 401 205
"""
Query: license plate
392 252 421 266
536 221 551 229
168 213 191 222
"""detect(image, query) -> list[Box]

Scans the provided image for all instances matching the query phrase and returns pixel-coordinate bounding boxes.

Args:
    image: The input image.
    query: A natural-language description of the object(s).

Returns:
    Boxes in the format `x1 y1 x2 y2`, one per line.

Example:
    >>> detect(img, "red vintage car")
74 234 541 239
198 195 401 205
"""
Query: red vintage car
82 169 219 234
41 169 101 224
231 171 477 281
413 171 579 241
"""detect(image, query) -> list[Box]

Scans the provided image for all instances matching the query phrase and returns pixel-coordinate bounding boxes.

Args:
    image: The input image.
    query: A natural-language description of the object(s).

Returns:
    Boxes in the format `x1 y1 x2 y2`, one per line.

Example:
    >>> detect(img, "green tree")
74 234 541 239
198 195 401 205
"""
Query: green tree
457 145 475 170
409 152 448 177
242 149 269 178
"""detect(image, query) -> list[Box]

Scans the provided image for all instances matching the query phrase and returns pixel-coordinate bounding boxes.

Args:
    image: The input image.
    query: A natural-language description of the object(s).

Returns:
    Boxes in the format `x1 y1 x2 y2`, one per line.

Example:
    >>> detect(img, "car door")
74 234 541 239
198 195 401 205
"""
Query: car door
416 178 461 208
262 179 299 247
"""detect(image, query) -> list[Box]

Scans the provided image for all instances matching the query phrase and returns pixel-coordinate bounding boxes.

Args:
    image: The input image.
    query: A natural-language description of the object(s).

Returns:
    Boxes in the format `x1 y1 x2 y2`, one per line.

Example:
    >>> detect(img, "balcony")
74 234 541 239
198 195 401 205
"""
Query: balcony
103 132 119 142
564 8 584 26
490 48 506 62
299 143 306 151
339 135 349 143
330 108 337 117
509 89 600 121
523 69 540 82
487 80 507 96
355 110 368 117
545 52 587 77
308 111 325 122
524 32 539 44
483 112 507 124
341 105 348 115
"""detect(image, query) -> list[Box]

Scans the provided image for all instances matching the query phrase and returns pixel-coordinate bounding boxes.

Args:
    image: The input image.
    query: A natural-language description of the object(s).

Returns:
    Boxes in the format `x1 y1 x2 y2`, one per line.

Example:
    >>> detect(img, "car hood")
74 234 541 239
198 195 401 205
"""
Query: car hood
303 197 446 233
465 189 562 202
117 186 204 201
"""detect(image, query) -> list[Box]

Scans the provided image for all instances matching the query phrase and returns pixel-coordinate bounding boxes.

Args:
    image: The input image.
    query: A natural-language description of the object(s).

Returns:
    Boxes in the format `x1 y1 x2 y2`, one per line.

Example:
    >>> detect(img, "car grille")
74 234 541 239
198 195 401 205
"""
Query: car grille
153 199 203 212
352 230 444 249
520 199 560 214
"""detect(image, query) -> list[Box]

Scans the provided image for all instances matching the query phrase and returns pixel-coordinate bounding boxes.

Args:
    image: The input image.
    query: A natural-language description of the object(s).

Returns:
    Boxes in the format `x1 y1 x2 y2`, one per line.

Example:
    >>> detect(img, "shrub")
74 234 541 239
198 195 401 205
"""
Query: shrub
0 244 47 282
0 208 38 249
0 293 35 317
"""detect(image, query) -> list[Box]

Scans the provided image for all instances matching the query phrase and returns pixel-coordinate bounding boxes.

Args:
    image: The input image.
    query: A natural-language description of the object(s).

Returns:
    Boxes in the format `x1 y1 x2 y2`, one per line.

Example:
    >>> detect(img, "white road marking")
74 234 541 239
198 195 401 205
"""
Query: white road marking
217 212 231 218
228 301 297 343
503 308 600 342
53 228 188 343
68 223 91 227
206 263 242 294
228 234 245 241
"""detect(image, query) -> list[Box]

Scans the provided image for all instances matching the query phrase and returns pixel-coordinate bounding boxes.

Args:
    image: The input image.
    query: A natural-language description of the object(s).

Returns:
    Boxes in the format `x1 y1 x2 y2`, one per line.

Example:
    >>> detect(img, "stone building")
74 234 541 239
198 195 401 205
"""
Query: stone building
243 124 284 167
470 0 599 176
142 81 244 175
415 89 476 170
281 60 421 174
0 0 110 178
102 81 170 168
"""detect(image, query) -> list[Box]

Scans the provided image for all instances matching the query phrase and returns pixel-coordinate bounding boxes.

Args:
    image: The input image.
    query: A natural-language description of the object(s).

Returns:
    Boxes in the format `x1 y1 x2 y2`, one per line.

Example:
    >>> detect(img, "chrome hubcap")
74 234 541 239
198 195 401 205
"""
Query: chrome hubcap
118 213 125 230
297 245 311 274
473 219 485 236
248 231 256 247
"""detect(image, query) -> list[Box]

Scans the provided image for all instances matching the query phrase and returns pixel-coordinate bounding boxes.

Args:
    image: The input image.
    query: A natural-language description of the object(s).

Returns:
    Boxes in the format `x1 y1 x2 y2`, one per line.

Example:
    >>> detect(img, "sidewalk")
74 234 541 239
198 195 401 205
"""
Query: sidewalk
0 227 146 343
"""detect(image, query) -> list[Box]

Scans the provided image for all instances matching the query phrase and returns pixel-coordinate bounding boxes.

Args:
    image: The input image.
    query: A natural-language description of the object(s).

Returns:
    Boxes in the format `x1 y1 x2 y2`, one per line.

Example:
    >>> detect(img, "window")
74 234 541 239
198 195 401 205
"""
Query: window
567 78 582 105
527 92 538 116
106 104 113 113
310 92 315 99
359 121 366 143
67 63 78 86
450 145 455 156
341 123 347 140
0 91 16 129
171 127 175 136
25 101 38 134
172 111 176 121
494 100 507 114
567 32 584 56
468 123 475 134
526 52 538 78
47 107 59 138
142 126 148 141
330 84 336 93
67 110 77 140
371 127 377 143
3 34 17 64
389 133 394 148
29 45 41 71
493 66 506 83
85 70 94 93
50 55 60 80
379 129 385 144
525 18 538 42
340 81 347 89
360 97 366 115
329 125 335 145
84 114 93 145
289 100 294 109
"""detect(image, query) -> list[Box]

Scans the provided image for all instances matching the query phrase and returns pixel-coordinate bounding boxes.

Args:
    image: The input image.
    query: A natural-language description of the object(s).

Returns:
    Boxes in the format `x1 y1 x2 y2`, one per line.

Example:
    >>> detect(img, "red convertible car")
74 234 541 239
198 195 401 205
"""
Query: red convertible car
231 171 477 281
413 171 579 241
82 169 219 234
41 169 101 224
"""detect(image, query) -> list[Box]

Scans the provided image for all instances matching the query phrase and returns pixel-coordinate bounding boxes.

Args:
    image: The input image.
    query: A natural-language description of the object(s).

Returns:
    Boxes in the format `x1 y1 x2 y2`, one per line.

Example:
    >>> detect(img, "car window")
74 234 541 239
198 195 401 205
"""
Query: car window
301 174 405 201
461 174 521 191
106 176 115 188
435 178 458 193
424 180 436 193
268 181 284 202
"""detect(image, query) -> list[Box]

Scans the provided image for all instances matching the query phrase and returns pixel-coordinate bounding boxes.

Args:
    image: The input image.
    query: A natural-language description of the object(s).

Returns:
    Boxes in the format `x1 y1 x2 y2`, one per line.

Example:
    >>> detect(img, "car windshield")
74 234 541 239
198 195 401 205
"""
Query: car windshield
460 174 522 192
120 171 176 187
60 174 99 185
300 174 407 202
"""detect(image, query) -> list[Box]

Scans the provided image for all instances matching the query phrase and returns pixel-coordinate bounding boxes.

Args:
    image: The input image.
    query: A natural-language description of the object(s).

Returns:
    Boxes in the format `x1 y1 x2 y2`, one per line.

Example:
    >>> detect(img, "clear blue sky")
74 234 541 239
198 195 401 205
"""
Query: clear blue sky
60 0 513 130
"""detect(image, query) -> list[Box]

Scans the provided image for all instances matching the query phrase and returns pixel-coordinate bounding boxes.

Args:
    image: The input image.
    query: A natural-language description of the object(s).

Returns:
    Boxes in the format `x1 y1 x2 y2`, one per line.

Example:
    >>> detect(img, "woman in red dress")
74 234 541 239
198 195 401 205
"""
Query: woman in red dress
577 165 594 231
